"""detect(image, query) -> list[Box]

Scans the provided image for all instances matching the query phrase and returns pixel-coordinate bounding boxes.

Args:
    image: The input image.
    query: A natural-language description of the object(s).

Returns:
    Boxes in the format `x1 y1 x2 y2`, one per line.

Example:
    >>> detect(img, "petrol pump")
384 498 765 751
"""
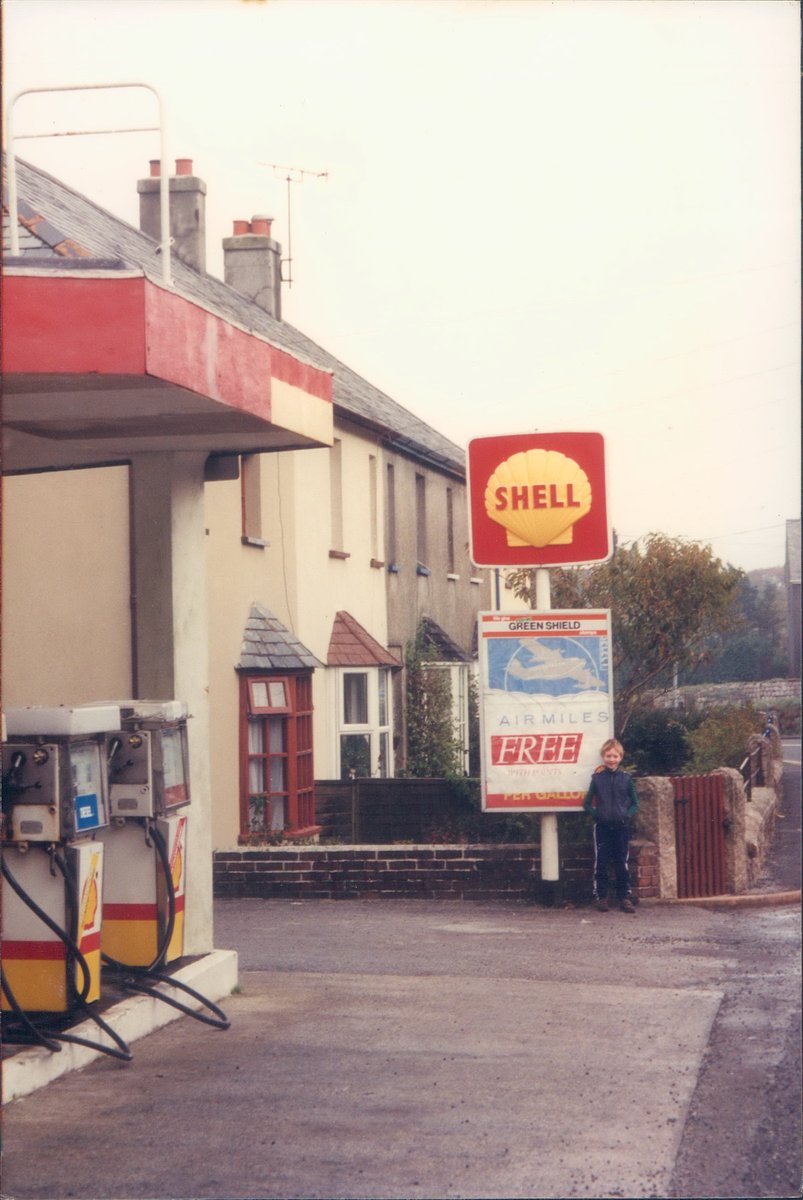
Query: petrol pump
1 705 132 1059
100 700 229 1029
100 700 190 970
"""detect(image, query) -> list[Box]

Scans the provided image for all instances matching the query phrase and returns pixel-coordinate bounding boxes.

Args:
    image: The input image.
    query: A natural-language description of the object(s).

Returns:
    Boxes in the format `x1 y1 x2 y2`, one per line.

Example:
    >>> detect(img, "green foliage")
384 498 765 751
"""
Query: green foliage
403 623 467 779
772 698 801 736
686 704 763 772
623 709 693 775
508 533 742 731
624 700 765 775
467 671 481 777
680 576 788 684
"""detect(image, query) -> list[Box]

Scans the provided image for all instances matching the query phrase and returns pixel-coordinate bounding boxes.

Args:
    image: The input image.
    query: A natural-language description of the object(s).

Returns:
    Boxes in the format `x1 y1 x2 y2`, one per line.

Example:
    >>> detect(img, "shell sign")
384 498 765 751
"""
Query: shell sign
467 432 611 567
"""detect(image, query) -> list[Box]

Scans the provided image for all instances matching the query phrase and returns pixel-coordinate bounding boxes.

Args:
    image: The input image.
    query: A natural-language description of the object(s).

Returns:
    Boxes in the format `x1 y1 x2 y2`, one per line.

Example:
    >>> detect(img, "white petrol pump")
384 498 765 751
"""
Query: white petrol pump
2 700 228 1053
1 705 132 1059
101 700 190 970
99 699 229 1030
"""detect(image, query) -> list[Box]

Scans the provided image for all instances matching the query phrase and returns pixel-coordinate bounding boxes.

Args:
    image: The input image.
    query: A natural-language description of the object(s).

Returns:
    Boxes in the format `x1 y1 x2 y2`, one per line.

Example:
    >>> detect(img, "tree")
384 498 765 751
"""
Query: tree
507 533 742 732
403 622 467 778
679 575 788 683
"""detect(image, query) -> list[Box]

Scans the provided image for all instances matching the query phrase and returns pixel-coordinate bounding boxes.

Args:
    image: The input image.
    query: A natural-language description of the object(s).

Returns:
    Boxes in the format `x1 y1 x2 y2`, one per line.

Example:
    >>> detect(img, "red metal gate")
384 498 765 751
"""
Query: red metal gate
670 774 727 898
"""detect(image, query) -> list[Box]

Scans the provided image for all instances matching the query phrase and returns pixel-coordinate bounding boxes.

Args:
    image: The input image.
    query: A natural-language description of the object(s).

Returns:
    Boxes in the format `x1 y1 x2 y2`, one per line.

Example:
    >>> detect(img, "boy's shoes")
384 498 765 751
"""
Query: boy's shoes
596 899 609 912
620 898 636 914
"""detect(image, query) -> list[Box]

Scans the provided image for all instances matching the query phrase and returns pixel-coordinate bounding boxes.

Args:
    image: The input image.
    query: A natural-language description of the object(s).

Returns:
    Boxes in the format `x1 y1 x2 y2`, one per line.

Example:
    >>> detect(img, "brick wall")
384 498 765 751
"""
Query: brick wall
214 839 658 905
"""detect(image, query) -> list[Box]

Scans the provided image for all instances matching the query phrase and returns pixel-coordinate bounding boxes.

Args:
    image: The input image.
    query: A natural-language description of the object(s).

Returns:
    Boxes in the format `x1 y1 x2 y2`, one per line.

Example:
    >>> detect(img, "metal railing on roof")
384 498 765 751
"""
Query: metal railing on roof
4 82 171 286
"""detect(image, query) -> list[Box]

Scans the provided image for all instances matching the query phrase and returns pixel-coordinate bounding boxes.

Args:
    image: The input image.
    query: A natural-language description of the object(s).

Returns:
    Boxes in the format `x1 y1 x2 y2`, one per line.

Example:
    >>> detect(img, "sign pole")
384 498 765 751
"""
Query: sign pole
535 568 561 905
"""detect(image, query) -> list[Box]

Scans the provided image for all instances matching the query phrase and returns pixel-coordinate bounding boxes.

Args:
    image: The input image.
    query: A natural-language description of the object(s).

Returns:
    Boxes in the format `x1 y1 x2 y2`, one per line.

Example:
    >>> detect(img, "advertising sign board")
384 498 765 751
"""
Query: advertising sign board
467 432 610 567
478 609 614 812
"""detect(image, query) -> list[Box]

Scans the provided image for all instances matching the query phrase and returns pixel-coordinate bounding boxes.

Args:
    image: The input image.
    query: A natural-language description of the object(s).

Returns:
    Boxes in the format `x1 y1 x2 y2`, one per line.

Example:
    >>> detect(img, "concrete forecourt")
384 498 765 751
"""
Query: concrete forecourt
2 883 800 1200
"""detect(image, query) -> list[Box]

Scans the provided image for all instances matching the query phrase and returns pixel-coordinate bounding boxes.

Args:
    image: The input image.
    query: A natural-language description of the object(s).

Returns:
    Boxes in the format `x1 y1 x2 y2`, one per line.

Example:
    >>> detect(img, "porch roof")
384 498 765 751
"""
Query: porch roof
327 612 400 669
237 605 322 672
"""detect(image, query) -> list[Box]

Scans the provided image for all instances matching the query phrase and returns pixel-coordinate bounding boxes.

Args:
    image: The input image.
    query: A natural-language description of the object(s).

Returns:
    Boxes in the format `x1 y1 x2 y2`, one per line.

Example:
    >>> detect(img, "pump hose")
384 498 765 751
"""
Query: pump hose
101 820 230 1031
1 849 132 1061
1 850 91 1003
50 850 133 1060
120 972 230 1030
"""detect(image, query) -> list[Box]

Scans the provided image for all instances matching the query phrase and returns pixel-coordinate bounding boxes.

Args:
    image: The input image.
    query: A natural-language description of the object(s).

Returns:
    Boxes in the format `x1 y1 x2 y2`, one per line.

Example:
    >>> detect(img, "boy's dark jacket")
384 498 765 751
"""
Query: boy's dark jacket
583 766 639 824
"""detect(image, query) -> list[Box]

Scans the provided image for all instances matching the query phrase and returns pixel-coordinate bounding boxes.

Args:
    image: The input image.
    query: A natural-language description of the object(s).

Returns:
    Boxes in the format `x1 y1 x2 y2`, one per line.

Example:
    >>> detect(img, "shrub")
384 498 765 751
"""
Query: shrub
770 698 801 737
403 624 467 779
687 704 763 772
622 708 693 775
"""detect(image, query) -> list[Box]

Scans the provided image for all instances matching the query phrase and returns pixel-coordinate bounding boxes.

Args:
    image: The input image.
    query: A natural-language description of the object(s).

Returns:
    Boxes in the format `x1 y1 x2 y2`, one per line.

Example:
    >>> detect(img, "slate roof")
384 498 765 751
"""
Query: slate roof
420 616 472 663
3 155 466 477
327 611 400 668
237 604 322 672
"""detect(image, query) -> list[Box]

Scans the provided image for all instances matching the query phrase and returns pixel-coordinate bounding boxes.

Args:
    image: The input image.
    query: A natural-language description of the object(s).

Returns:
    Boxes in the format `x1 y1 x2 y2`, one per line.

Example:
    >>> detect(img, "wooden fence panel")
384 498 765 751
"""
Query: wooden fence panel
315 779 472 842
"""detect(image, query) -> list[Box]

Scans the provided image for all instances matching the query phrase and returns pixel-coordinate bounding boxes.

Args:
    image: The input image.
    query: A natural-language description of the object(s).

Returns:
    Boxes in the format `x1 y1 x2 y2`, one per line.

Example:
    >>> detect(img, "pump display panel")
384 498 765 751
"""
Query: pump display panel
107 723 190 818
2 739 109 842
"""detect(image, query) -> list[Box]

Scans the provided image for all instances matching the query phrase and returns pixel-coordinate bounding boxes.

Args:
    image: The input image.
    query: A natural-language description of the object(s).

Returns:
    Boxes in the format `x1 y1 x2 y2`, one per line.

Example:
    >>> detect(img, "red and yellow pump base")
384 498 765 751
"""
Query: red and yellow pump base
1 841 104 1012
99 814 187 968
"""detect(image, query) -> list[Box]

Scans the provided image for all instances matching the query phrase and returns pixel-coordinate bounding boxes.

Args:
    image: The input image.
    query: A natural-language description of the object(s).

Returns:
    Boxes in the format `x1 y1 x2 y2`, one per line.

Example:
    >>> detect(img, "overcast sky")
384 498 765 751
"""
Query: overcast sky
4 0 799 573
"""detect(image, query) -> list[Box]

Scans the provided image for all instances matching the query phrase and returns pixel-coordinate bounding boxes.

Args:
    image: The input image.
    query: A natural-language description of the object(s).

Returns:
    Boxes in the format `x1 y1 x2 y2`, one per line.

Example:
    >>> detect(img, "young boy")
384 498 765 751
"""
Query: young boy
583 738 639 913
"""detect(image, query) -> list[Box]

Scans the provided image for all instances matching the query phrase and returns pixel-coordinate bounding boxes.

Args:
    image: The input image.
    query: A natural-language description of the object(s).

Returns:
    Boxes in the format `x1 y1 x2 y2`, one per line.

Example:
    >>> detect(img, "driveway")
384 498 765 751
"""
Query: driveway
2 889 799 1199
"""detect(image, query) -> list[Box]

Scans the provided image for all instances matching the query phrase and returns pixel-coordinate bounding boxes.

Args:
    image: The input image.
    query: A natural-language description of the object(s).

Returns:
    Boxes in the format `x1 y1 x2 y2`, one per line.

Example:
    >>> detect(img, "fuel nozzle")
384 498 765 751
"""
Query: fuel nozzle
2 751 27 796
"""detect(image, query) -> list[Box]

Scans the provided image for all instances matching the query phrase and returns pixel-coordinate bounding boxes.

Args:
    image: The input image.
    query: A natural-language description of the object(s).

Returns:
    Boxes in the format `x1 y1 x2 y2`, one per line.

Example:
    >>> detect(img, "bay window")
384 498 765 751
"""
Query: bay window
339 667 392 779
239 672 316 839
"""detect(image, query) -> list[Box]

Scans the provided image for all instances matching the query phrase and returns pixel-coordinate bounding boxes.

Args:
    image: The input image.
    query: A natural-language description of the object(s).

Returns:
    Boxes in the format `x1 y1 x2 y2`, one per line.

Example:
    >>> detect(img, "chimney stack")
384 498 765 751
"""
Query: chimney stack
137 159 207 273
223 217 282 320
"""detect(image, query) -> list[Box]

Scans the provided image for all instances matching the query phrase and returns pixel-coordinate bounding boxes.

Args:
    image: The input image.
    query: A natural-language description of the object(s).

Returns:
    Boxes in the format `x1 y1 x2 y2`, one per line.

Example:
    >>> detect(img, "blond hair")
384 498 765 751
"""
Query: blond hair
601 738 624 756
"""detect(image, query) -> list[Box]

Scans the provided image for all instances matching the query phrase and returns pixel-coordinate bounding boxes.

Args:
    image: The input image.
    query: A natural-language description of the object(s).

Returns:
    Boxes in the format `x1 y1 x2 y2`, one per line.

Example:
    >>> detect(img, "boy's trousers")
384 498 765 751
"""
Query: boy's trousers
593 820 632 900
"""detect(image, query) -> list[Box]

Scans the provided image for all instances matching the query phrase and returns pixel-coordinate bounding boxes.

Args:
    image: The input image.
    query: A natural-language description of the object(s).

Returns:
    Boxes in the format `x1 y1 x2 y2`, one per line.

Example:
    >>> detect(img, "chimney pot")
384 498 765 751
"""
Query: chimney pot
232 220 251 236
149 159 161 177
251 215 273 237
175 158 193 176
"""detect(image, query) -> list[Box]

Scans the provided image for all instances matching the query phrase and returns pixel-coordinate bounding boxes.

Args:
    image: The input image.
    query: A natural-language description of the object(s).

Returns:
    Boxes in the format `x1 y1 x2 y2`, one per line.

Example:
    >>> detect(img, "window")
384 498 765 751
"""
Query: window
369 454 379 561
330 439 344 552
338 667 393 779
446 487 455 574
240 673 316 838
241 454 265 544
416 473 427 568
386 463 397 568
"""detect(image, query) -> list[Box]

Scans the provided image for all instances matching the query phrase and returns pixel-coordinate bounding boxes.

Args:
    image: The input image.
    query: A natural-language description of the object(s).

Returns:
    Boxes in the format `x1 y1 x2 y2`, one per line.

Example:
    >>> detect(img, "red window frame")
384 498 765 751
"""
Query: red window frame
239 672 318 840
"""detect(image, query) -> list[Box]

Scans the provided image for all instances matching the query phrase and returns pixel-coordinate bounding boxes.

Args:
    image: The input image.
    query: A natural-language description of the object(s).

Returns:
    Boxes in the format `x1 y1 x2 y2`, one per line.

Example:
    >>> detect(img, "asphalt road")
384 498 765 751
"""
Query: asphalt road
667 737 802 1198
1 744 799 1200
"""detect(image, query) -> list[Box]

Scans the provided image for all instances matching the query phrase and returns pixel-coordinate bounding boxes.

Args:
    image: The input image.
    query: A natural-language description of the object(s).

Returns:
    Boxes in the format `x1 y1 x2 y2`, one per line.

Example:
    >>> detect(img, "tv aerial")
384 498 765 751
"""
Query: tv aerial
257 162 328 288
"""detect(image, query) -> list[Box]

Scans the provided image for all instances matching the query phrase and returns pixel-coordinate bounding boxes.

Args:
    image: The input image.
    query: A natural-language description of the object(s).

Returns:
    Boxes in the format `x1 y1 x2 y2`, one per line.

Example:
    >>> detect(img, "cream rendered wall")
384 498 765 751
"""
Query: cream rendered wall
261 422 390 779
204 427 388 845
204 470 275 850
2 467 132 707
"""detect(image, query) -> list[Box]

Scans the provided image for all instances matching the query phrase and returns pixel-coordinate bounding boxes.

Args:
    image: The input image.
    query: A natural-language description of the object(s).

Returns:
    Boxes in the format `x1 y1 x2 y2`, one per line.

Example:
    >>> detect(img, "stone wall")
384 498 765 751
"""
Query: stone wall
653 678 799 710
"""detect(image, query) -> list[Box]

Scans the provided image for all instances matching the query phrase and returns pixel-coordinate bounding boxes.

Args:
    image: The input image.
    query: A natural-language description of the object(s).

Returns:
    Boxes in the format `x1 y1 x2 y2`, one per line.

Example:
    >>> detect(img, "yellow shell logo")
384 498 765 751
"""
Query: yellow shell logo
81 875 99 934
172 847 183 891
484 449 592 548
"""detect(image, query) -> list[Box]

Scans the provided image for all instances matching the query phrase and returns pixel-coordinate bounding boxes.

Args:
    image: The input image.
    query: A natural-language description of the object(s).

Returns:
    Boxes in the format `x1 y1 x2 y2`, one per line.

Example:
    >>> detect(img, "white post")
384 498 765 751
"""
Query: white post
130 452 212 954
535 568 561 897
